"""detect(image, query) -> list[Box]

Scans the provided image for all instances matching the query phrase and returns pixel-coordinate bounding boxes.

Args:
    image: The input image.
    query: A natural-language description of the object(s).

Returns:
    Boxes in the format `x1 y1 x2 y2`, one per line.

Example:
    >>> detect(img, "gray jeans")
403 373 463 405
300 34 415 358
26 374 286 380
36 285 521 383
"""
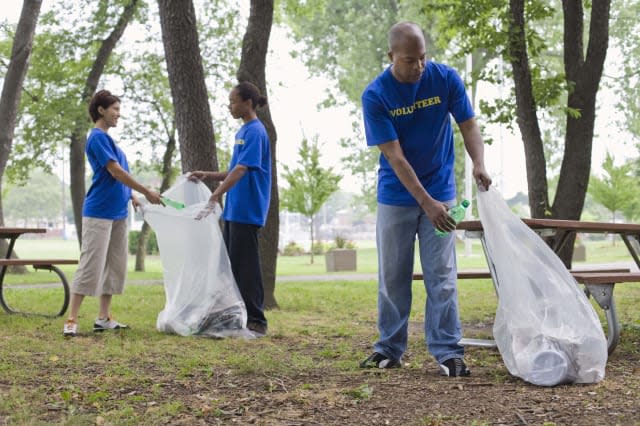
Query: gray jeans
373 202 464 363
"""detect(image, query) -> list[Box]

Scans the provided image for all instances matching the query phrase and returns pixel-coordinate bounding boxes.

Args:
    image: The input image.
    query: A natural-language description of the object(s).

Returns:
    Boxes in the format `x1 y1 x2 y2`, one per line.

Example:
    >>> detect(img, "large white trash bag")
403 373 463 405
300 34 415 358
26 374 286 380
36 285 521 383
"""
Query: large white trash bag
477 187 607 386
141 175 250 338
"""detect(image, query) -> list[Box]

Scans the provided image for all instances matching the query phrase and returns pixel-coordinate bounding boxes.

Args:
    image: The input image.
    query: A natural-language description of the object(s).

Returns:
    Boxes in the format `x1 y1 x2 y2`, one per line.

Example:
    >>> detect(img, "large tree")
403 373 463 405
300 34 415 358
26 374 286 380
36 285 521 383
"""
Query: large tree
1 1 141 184
119 0 240 270
507 0 611 265
236 0 280 309
0 0 42 263
157 0 218 177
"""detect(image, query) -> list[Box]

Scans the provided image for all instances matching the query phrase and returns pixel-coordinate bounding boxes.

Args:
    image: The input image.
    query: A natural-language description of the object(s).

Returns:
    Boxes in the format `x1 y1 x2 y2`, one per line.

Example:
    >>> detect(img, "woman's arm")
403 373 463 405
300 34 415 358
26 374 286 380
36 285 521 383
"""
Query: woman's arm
106 161 163 204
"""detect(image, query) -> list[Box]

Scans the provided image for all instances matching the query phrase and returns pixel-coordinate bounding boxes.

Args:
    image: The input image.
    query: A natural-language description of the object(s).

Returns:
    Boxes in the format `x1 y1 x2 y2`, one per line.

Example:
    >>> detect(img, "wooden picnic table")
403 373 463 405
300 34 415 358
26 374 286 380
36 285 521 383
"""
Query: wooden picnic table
458 218 640 269
454 218 640 354
0 227 77 317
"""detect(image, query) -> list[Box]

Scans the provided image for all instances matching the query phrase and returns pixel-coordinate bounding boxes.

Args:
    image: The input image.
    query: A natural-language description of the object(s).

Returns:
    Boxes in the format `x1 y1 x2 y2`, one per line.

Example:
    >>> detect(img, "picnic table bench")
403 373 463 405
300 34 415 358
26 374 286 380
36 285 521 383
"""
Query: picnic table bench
412 218 640 354
0 227 77 317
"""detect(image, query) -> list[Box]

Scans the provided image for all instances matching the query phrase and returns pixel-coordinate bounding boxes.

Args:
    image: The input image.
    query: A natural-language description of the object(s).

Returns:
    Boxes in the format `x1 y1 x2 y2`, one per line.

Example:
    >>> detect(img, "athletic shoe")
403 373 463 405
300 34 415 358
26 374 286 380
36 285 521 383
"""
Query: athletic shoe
439 358 471 377
93 316 129 332
359 351 401 369
247 321 268 337
63 320 78 337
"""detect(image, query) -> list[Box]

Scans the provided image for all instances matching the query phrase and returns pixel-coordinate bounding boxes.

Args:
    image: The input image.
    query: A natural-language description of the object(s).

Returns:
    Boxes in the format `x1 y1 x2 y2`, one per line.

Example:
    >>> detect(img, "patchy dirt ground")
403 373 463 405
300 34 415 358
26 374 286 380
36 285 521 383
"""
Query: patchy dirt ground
149 326 640 425
7 322 639 426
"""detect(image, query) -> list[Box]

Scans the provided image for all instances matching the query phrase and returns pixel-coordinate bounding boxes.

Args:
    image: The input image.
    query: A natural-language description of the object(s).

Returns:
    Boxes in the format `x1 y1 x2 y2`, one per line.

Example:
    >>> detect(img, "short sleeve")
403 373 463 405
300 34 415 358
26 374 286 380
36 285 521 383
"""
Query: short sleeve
362 90 398 146
447 68 474 124
235 128 262 169
86 132 118 168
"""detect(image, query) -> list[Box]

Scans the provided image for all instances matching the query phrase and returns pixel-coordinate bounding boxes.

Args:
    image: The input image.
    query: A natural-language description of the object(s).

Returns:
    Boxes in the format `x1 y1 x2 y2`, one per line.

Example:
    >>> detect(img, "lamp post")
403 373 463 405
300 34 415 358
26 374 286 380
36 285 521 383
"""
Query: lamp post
61 143 67 240
464 53 474 257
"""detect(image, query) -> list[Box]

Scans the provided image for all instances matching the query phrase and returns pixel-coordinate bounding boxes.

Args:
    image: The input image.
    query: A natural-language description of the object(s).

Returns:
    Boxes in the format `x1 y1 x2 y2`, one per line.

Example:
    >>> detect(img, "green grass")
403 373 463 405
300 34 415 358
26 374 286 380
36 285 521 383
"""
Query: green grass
1 237 640 423
1 278 639 423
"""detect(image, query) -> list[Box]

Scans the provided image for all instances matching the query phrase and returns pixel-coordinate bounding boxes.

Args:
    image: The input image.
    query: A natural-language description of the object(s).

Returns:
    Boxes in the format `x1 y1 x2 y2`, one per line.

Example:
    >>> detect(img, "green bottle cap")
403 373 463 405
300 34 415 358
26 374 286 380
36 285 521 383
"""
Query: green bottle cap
461 199 470 208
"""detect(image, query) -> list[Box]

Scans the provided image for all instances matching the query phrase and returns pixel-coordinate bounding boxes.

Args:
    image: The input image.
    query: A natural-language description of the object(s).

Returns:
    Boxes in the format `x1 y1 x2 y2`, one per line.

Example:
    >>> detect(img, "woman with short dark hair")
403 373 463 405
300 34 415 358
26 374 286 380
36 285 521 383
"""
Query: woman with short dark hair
63 90 164 337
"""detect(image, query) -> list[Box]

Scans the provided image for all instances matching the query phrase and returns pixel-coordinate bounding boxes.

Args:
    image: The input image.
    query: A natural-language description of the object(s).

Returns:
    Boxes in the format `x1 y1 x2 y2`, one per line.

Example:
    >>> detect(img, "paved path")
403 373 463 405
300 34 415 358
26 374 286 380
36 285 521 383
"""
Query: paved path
3 274 378 289
277 273 376 282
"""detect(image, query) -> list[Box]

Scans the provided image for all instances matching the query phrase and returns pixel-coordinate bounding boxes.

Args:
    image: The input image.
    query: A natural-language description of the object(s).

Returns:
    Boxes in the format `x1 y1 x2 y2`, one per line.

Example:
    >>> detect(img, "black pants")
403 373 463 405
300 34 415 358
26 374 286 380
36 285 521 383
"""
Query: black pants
223 221 267 326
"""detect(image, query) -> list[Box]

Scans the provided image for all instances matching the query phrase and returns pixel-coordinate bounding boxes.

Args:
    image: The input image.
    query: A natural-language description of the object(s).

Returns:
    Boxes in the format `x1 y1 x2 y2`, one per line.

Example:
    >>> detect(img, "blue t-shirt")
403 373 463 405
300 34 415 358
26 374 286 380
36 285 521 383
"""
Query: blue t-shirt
362 61 474 206
223 119 271 227
82 128 132 220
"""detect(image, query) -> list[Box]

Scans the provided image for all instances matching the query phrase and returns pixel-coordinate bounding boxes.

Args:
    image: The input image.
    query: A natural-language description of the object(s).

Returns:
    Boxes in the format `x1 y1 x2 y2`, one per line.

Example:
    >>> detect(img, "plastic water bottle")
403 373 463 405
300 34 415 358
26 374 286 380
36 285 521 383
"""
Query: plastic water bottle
434 199 470 237
162 196 185 210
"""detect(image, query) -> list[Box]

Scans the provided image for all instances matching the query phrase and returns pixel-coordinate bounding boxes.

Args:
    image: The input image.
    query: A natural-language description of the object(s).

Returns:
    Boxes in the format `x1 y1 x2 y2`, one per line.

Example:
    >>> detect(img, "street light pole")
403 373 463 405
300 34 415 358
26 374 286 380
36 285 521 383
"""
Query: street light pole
61 143 67 240
464 53 473 257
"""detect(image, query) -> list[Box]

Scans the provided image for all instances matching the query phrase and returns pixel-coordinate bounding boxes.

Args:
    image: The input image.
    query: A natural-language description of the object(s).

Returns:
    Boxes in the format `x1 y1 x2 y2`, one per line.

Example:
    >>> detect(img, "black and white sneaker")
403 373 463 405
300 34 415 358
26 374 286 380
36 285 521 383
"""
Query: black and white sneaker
359 352 401 369
439 358 471 377
93 316 129 332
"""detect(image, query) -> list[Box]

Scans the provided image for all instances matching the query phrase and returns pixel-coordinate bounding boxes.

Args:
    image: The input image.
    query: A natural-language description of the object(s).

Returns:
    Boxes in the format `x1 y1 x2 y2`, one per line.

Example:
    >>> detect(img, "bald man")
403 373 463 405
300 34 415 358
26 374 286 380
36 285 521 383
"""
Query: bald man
359 22 491 376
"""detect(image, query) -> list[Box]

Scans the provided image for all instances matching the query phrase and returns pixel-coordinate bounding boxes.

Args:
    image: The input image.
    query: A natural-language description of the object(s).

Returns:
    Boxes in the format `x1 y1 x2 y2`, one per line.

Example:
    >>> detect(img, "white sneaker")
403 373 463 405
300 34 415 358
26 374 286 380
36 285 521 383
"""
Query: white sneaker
93 316 129 332
63 320 78 337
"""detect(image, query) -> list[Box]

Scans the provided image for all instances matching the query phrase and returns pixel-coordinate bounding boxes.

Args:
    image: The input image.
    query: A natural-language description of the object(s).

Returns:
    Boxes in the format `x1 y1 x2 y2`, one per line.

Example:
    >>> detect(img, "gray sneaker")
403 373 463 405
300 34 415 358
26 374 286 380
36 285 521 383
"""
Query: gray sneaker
94 316 129 332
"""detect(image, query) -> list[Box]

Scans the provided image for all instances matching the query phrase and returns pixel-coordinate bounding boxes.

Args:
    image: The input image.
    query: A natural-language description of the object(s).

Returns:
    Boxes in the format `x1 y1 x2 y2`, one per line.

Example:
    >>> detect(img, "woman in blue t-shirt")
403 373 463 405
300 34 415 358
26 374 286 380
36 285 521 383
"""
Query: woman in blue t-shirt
63 90 164 337
190 82 272 337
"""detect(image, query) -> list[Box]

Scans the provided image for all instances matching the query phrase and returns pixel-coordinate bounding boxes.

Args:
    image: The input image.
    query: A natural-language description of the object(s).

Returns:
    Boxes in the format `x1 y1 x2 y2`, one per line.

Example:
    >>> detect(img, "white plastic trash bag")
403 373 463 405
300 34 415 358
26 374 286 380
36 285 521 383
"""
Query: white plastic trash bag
141 175 251 338
477 187 607 386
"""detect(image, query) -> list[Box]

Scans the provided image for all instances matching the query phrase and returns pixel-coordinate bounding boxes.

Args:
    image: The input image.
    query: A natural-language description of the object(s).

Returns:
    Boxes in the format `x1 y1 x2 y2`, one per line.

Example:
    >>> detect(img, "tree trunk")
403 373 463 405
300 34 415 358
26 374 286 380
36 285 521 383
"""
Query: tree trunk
552 0 610 266
0 0 42 273
507 1 610 267
135 133 176 271
135 221 151 271
237 0 279 309
507 0 549 219
157 0 218 179
310 216 315 265
69 0 139 246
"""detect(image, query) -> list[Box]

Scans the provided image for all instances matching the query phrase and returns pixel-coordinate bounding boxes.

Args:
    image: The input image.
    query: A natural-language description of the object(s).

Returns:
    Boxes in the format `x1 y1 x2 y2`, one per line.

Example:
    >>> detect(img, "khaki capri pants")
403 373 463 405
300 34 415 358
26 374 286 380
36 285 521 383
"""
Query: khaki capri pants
71 217 128 297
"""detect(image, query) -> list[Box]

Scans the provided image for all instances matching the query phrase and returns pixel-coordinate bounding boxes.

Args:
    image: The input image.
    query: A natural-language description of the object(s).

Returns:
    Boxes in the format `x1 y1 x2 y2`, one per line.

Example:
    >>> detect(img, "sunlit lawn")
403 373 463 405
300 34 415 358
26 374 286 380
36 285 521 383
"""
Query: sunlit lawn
1 236 639 424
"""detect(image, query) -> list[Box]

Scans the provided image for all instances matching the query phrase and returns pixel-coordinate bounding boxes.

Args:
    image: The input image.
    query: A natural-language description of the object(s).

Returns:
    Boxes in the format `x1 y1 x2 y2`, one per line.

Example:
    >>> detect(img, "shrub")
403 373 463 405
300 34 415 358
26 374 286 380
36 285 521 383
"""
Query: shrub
344 240 356 249
283 241 305 256
312 241 326 255
128 230 159 255
330 235 356 250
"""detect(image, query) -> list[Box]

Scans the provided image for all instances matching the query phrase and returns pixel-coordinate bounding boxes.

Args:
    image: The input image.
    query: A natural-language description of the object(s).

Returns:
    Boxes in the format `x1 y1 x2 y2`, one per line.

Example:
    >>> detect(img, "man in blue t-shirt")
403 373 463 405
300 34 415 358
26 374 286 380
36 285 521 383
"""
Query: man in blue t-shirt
359 22 492 376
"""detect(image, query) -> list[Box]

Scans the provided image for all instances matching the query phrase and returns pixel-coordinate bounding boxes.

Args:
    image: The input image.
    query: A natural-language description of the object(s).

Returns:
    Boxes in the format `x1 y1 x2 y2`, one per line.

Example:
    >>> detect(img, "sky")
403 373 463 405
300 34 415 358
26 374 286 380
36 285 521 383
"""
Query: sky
2 1 638 200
